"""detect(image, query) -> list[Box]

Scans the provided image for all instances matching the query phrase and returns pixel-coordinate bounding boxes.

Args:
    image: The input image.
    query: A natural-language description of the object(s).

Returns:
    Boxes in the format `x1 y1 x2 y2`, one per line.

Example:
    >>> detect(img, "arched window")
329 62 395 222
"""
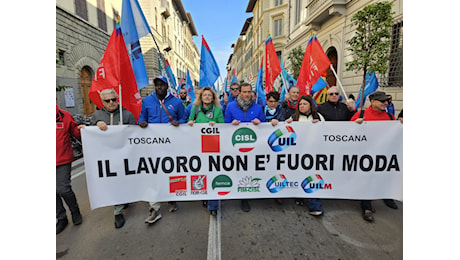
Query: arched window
80 66 95 115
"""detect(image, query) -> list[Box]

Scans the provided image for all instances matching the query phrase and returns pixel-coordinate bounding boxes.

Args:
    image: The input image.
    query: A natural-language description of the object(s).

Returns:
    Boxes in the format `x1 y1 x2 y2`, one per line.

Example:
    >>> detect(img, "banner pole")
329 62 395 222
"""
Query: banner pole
119 84 123 125
329 64 349 103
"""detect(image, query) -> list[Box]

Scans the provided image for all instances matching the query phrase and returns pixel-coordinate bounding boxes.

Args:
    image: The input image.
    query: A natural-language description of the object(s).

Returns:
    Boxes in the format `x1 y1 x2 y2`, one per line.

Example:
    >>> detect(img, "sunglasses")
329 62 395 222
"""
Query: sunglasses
103 98 117 103
230 88 239 91
328 92 339 96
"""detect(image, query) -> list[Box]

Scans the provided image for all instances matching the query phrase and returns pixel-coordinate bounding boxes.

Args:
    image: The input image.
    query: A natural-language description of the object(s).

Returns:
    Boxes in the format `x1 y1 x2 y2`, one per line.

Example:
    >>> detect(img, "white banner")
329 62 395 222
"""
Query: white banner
81 121 403 209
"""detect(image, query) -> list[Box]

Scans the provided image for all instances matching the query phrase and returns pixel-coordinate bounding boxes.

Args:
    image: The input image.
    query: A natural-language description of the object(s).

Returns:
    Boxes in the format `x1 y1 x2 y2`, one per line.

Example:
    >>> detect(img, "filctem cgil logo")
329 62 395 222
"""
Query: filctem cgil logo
232 127 257 152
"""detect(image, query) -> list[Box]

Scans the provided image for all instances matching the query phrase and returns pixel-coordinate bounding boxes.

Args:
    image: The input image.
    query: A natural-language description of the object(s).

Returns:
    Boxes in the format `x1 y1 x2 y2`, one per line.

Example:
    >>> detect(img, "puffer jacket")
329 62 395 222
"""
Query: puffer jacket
138 93 186 123
56 105 81 166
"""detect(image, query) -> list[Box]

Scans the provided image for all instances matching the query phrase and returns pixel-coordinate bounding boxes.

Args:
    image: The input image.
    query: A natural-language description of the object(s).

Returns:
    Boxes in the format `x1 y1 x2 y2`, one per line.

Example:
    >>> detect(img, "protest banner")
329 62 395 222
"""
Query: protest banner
81 121 402 209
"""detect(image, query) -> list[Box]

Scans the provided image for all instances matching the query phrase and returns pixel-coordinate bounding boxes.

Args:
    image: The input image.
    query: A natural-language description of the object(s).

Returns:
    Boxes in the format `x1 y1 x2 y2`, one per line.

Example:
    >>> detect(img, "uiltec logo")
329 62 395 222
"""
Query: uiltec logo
170 176 187 196
232 127 257 152
266 174 299 193
201 127 220 153
212 175 233 196
267 125 297 152
191 175 207 195
301 174 332 193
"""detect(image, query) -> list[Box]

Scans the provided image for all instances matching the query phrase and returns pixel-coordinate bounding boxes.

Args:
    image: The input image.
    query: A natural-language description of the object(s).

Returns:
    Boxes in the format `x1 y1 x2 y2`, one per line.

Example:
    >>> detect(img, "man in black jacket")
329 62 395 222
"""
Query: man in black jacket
317 86 355 121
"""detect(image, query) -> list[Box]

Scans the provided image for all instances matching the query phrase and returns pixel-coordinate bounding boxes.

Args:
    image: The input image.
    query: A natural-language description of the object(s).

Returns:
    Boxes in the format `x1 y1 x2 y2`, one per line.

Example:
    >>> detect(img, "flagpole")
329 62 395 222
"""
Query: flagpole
119 84 123 125
329 64 349 103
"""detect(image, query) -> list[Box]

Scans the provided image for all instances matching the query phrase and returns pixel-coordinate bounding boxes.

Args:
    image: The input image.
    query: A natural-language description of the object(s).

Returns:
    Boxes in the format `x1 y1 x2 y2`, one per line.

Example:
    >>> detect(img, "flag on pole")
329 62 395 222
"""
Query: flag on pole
311 77 328 94
90 26 142 121
200 36 220 88
164 59 177 93
248 73 254 87
223 71 229 92
231 71 238 83
279 55 293 101
296 34 331 96
186 69 196 103
265 34 282 93
120 0 151 90
255 59 266 107
355 71 379 108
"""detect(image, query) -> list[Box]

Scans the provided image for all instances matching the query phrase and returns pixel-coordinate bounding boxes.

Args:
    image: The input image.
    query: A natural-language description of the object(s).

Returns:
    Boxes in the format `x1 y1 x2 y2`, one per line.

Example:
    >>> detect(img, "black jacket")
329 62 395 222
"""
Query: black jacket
317 101 354 121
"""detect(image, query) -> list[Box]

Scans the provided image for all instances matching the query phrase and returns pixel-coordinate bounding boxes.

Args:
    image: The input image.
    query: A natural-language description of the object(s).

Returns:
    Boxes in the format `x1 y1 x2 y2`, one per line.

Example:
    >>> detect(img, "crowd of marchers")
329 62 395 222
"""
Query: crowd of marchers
56 76 403 234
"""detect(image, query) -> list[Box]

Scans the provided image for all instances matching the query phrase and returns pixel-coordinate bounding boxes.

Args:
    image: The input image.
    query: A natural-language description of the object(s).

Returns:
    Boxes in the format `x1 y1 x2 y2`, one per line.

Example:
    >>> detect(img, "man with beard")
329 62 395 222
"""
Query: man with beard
224 82 265 212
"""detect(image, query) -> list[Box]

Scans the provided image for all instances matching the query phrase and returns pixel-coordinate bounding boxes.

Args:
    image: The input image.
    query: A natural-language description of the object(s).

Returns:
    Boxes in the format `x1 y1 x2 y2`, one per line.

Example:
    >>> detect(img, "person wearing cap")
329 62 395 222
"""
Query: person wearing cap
138 75 186 224
351 90 399 222
317 86 355 121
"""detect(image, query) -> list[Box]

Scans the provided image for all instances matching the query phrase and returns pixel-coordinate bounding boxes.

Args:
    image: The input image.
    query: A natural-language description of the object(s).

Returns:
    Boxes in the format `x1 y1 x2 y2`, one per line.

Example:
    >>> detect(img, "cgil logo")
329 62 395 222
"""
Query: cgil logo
301 174 332 193
232 127 257 152
267 126 297 152
212 175 233 196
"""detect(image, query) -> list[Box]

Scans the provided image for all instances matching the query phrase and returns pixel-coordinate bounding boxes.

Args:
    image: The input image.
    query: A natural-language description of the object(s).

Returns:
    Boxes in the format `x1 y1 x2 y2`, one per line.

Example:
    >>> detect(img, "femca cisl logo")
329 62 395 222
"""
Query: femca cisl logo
232 127 257 152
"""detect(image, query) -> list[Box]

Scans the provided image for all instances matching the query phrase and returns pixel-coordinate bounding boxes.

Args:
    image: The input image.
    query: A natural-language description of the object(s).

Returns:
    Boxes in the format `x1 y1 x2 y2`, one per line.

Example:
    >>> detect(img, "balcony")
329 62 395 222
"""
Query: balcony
163 38 172 52
305 0 347 29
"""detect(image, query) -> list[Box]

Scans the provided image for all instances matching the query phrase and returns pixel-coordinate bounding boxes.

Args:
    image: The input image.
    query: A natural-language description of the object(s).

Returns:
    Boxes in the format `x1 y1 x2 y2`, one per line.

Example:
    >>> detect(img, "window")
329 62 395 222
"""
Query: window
75 0 88 21
274 0 283 7
295 0 301 24
381 21 403 87
274 19 282 37
97 0 107 31
56 49 65 65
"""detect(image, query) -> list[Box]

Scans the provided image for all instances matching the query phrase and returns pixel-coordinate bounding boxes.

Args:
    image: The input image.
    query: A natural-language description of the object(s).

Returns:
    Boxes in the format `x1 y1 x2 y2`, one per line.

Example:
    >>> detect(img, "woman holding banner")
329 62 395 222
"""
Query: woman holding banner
294 95 324 216
187 87 224 216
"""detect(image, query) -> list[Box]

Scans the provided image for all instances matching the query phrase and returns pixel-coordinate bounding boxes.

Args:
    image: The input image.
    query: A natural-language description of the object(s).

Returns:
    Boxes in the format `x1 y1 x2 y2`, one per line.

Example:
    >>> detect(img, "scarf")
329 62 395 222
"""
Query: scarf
236 96 254 112
200 104 214 119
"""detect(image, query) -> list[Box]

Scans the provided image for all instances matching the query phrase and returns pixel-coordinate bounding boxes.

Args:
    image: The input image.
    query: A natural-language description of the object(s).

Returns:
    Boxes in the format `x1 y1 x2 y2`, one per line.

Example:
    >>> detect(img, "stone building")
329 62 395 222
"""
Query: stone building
228 0 403 113
56 0 200 117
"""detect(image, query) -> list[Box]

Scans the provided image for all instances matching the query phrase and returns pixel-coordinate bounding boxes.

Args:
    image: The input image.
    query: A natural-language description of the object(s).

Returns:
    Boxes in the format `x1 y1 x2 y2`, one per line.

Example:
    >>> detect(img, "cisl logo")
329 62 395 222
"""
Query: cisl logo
267 125 297 152
232 127 257 152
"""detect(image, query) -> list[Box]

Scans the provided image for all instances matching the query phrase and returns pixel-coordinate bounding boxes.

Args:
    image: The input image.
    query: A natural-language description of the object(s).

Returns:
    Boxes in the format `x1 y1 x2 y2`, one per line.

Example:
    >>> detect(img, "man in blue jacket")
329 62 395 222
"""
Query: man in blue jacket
224 82 265 212
138 76 186 224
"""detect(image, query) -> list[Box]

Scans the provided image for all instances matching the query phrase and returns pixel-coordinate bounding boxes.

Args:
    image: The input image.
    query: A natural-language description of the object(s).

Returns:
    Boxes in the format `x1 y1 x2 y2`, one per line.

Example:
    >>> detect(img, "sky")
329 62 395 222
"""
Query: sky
181 0 253 84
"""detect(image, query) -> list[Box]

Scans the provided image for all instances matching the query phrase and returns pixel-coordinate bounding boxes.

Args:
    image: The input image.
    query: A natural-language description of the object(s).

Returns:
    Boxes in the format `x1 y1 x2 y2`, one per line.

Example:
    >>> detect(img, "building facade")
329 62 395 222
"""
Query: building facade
228 0 403 113
56 0 200 117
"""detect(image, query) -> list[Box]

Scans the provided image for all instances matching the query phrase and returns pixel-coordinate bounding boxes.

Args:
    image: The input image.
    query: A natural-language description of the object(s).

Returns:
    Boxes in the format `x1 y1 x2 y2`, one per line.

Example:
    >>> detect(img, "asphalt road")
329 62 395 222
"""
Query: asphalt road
56 158 403 259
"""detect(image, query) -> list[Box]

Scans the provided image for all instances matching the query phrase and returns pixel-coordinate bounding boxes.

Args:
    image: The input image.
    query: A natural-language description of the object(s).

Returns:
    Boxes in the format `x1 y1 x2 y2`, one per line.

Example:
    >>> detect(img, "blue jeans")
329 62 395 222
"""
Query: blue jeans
307 198 323 211
207 200 219 211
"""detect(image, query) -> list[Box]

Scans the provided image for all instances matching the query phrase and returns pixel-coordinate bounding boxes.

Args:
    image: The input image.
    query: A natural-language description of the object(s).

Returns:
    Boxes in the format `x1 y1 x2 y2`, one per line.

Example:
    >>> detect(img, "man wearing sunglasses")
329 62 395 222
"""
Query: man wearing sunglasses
220 82 240 115
351 90 399 222
84 88 136 228
317 86 355 121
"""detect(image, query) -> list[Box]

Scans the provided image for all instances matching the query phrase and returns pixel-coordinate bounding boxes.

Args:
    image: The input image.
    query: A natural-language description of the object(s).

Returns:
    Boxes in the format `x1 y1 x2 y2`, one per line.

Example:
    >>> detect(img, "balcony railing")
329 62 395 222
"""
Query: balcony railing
305 0 347 27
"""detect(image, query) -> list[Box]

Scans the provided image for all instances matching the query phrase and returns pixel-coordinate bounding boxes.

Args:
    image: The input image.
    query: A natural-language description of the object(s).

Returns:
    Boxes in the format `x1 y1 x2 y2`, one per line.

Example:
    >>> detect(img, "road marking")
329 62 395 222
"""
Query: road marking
71 170 85 180
207 201 221 260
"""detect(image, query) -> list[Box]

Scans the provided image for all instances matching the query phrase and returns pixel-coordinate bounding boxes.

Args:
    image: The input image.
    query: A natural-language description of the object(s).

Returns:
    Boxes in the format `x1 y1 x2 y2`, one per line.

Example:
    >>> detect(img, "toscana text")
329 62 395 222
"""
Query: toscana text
96 153 400 177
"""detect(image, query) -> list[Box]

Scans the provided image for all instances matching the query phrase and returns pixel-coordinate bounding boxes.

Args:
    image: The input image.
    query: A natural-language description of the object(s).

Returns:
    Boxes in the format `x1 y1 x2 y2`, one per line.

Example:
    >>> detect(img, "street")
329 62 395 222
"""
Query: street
56 158 403 259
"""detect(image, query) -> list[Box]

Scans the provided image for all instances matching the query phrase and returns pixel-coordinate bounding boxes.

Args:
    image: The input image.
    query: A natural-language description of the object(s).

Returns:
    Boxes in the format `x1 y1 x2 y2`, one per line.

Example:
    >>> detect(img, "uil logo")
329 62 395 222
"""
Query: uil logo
232 127 257 152
267 125 297 152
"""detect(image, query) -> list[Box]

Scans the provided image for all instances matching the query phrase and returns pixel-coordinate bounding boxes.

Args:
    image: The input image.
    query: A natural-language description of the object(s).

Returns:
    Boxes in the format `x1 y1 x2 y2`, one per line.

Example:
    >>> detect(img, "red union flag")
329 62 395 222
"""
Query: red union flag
296 35 331 96
89 26 142 121
265 34 282 92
